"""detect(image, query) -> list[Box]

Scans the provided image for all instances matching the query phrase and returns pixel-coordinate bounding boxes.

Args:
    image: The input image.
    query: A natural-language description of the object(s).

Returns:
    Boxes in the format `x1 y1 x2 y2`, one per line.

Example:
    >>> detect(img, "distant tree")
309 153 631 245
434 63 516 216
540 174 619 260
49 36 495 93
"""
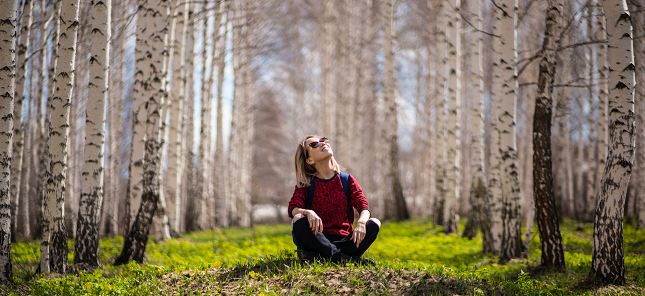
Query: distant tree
382 0 408 221
10 0 33 242
166 0 187 234
443 0 460 233
591 0 635 285
75 0 111 268
433 0 447 228
532 0 565 271
463 0 493 253
0 0 19 283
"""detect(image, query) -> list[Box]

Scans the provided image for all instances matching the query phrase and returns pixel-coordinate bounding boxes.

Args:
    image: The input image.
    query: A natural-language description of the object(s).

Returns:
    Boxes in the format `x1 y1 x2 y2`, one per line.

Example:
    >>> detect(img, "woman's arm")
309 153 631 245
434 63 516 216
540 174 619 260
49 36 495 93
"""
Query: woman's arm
356 209 370 225
291 207 323 235
351 209 371 247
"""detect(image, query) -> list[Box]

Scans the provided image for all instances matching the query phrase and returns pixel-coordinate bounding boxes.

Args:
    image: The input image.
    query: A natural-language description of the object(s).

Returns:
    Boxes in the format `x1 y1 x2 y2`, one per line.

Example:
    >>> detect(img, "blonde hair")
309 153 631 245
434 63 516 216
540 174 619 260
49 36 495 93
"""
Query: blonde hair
294 135 343 188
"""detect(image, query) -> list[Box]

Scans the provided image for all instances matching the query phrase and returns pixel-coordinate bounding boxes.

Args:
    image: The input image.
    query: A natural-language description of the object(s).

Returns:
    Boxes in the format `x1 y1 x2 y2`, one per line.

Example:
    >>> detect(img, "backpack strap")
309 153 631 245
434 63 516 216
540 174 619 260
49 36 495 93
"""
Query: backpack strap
338 171 354 221
305 176 315 209
305 172 354 220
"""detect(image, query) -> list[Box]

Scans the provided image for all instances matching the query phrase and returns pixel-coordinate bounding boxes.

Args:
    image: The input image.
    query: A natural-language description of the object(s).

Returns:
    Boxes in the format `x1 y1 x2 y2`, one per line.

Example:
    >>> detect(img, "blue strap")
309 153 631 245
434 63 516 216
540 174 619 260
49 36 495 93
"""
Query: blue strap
306 177 315 210
305 172 353 220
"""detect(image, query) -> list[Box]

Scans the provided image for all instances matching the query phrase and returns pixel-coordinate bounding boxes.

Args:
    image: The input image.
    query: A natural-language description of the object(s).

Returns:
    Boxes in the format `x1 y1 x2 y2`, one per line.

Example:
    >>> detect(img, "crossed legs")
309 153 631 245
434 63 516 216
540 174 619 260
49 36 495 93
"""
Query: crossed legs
291 214 381 262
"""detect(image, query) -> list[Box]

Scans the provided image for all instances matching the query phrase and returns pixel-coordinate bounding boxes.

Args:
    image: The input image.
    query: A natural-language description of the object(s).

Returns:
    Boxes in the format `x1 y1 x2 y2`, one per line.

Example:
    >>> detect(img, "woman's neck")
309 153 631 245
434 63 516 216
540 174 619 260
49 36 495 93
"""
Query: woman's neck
314 158 336 179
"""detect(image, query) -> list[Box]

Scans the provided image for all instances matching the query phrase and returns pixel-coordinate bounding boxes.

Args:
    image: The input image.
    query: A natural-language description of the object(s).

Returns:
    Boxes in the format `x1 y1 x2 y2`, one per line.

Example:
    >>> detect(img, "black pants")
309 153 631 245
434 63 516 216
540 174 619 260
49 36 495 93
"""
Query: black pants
291 218 379 262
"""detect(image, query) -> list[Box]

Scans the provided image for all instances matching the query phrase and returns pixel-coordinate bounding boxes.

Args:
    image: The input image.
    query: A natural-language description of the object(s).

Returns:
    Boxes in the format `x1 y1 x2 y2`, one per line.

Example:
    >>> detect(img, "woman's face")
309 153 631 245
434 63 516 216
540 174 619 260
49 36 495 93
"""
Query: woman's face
305 137 333 163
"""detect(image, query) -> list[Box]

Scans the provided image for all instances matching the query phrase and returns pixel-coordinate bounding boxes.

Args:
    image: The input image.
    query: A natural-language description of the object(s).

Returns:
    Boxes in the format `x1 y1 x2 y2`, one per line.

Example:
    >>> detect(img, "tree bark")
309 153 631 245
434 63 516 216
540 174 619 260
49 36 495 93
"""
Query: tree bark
594 0 609 223
443 0 460 233
43 0 81 274
493 0 522 261
532 0 566 270
74 0 110 268
215 7 228 228
627 0 645 230
115 0 169 265
591 0 635 285
433 0 447 227
382 0 408 221
463 0 492 252
166 0 187 233
0 0 19 282
10 0 32 243
126 0 153 235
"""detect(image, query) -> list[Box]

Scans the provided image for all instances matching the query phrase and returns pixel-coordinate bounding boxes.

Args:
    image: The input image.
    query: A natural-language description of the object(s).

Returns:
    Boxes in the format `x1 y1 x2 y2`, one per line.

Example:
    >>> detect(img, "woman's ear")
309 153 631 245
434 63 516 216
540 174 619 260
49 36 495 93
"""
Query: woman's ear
306 158 315 165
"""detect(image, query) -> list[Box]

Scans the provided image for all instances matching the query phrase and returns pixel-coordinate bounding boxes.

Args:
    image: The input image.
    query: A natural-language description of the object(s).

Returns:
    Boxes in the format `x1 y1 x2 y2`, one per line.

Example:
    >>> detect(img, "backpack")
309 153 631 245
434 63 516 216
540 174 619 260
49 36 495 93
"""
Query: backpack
305 171 354 222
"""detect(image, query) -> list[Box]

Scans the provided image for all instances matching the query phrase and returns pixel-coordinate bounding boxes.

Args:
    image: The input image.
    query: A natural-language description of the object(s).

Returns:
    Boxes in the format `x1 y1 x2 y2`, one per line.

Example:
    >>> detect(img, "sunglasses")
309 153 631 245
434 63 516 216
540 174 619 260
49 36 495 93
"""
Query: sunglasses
308 137 329 149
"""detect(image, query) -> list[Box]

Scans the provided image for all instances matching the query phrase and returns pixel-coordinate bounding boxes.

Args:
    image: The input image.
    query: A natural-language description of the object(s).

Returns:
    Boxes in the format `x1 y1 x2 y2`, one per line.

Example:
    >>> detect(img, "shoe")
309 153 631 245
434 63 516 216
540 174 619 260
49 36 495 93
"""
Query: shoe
352 256 376 266
296 249 317 262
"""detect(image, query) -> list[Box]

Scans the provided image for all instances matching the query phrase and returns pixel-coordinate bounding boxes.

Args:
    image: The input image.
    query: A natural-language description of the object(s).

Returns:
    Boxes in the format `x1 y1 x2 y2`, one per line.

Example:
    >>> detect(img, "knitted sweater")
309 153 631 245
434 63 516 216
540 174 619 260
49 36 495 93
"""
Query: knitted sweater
288 173 370 236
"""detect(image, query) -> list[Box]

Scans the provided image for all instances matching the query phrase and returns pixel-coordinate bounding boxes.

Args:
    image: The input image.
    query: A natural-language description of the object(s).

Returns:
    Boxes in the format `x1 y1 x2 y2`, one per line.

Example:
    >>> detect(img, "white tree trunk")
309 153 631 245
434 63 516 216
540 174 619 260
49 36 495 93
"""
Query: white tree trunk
443 0 460 233
197 0 211 230
488 12 504 256
321 0 336 139
463 0 493 252
127 0 153 234
115 0 170 265
74 0 110 268
215 12 228 228
0 0 18 282
44 0 81 274
494 0 522 260
381 0 408 221
40 0 61 271
594 0 609 222
10 0 32 241
591 0 635 285
433 0 447 227
166 0 187 233
182 3 195 232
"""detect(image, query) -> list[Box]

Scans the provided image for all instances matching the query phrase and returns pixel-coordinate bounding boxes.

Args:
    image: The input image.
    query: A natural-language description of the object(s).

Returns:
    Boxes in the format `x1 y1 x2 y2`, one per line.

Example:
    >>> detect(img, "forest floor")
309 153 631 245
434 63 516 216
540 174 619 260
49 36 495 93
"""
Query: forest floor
3 218 645 295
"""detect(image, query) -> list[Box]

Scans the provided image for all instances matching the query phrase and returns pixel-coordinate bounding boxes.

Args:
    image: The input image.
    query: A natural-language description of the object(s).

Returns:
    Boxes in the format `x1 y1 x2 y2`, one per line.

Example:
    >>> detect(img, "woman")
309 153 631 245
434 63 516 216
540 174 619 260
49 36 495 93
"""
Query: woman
288 135 381 264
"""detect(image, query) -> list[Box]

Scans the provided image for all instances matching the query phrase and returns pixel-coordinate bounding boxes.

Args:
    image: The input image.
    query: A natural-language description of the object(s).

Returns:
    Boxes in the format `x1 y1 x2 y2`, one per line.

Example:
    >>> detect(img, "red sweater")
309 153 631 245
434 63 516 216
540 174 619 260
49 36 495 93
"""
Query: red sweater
288 173 370 236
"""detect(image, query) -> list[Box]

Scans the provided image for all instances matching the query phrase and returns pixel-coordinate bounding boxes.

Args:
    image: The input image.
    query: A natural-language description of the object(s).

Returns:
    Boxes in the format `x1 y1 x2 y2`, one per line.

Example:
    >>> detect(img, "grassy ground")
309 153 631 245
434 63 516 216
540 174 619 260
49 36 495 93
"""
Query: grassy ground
2 218 645 295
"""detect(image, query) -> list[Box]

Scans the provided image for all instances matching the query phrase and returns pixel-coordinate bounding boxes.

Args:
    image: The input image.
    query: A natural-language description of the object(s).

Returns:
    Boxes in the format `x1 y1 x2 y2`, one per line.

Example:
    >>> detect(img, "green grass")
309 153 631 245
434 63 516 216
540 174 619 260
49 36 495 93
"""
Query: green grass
2 218 645 295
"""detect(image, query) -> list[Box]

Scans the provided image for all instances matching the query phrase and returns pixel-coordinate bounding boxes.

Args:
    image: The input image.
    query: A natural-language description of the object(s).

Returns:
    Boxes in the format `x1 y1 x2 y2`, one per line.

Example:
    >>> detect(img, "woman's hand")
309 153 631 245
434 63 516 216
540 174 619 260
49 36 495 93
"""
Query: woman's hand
304 210 323 235
351 221 367 247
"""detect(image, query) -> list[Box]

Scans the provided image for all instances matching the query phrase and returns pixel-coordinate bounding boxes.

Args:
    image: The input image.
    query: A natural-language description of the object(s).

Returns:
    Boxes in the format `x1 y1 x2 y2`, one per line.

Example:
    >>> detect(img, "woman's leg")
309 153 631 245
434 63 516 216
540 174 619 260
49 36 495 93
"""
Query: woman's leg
291 215 345 261
333 218 381 257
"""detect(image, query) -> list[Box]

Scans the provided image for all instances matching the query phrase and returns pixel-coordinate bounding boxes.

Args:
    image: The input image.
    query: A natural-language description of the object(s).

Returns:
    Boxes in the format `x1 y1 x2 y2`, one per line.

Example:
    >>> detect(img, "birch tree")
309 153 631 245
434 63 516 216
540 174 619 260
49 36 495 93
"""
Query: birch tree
197 0 211 230
532 0 565 270
630 0 645 229
591 0 635 285
126 0 153 234
10 0 32 242
215 11 228 228
166 0 187 233
42 0 81 274
75 0 110 268
382 0 408 221
115 0 170 265
493 0 522 260
433 0 447 227
443 0 460 233
593 0 608 222
0 0 18 282
463 0 493 253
